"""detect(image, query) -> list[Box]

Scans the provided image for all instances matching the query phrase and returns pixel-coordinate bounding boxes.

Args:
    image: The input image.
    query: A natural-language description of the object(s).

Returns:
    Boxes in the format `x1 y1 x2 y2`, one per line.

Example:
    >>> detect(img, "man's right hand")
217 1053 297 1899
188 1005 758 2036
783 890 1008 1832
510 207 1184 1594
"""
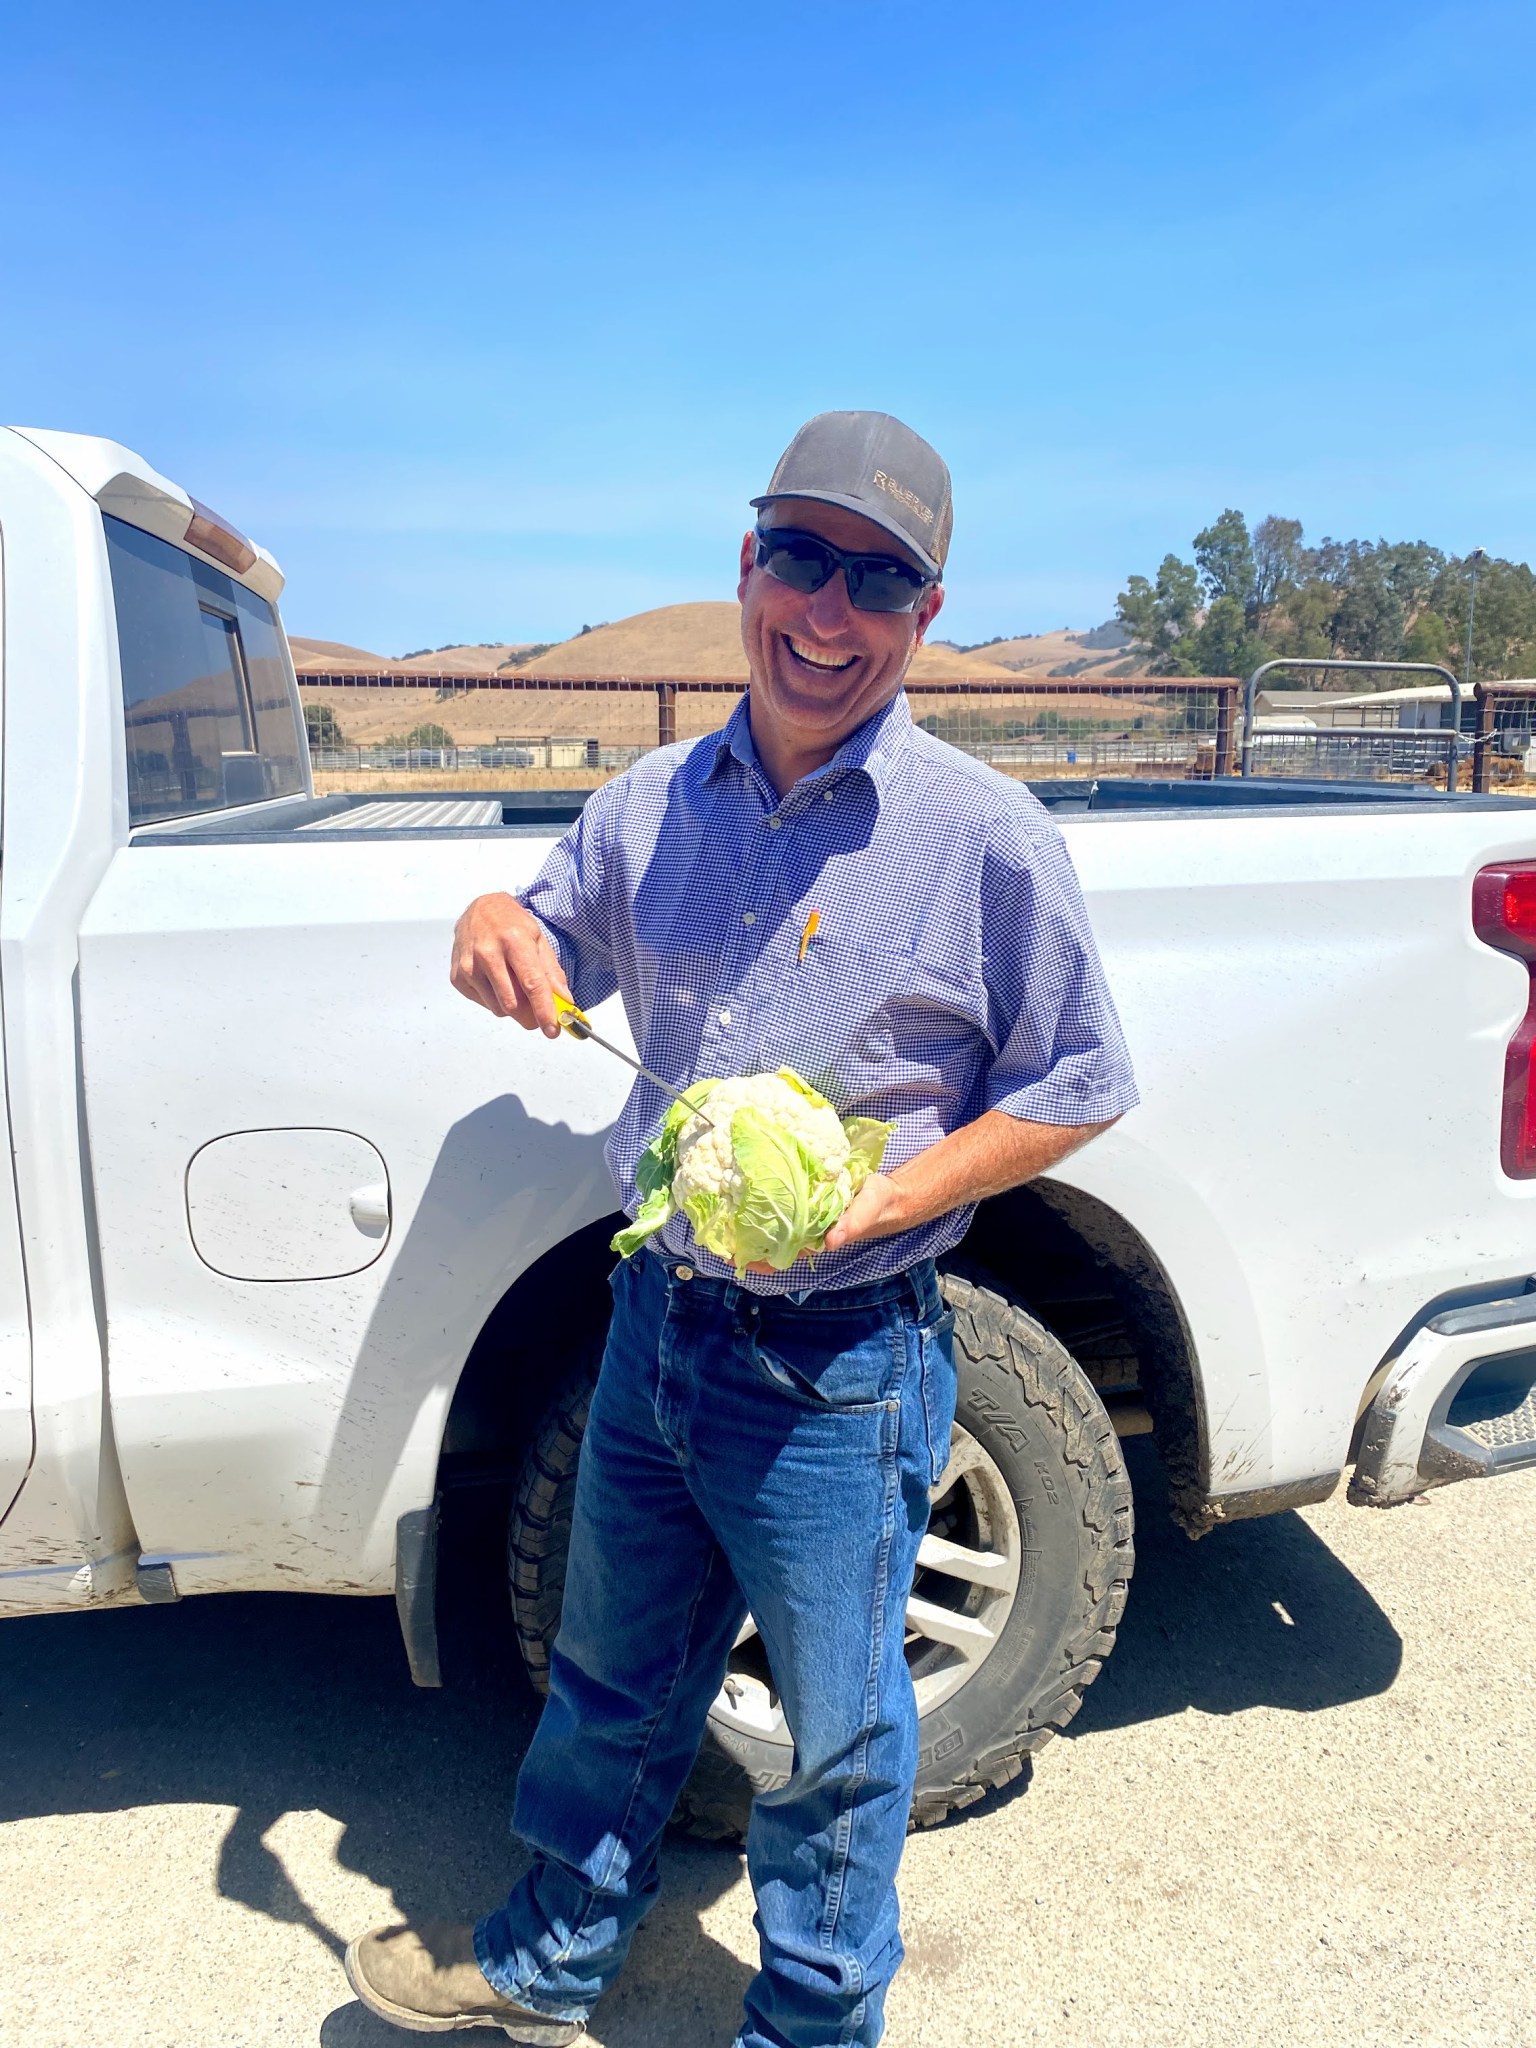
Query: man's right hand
450 892 573 1037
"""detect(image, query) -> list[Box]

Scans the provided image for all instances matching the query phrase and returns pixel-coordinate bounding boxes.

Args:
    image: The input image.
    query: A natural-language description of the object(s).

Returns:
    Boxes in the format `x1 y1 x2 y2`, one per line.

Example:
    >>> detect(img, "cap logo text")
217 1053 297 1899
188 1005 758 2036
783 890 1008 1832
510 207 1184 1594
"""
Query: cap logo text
871 469 934 526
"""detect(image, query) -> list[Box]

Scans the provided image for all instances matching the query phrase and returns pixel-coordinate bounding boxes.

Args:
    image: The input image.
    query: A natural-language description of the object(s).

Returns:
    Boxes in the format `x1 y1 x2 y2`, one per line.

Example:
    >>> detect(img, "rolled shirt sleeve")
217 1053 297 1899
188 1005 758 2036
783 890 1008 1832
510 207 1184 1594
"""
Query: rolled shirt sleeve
979 809 1140 1127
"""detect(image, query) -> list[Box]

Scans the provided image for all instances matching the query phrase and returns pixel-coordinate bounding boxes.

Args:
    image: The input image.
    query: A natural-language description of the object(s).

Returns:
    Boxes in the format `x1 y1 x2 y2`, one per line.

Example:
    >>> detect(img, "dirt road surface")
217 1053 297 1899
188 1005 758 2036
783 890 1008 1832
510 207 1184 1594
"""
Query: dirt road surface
2 1447 1532 2048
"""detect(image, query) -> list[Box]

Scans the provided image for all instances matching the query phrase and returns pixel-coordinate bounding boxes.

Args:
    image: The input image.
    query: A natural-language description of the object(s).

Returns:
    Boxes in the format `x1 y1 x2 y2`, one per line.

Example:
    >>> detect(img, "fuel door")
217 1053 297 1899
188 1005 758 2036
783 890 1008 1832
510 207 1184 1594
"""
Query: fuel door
186 1128 390 1281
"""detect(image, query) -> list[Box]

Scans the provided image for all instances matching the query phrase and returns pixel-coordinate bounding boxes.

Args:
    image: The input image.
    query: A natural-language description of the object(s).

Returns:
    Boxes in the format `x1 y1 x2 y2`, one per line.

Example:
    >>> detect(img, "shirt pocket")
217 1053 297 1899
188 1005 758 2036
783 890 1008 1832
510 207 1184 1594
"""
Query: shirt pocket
752 933 981 1108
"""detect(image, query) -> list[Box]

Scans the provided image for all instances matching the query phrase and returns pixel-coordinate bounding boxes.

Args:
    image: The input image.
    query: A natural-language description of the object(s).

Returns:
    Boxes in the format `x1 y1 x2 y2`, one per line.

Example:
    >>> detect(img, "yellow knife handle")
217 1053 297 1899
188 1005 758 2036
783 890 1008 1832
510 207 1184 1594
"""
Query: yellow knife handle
552 991 593 1037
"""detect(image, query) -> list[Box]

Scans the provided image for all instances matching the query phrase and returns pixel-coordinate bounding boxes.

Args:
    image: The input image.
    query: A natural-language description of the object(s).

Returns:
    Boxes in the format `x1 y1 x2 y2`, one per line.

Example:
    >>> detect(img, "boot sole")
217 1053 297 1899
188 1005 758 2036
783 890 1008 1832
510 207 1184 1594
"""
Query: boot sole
343 1938 583 2044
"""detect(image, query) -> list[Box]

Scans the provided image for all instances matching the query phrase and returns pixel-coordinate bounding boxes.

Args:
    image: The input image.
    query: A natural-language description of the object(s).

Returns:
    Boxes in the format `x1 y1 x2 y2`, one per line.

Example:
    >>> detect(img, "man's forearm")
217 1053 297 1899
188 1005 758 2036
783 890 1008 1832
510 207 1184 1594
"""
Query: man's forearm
888 1108 1117 1228
824 1108 1119 1251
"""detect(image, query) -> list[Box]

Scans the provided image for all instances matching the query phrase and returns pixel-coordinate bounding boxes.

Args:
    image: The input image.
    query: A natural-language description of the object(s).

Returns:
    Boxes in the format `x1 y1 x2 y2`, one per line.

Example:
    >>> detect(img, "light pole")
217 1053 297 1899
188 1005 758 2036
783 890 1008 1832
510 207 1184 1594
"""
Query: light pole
1464 546 1488 691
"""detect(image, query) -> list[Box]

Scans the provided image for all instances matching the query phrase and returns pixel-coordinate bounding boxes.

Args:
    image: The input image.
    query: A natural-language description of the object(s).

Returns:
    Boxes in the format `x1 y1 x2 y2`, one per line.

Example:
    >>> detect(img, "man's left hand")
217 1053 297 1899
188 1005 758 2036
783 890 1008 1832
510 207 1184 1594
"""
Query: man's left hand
823 1110 1121 1259
821 1172 908 1251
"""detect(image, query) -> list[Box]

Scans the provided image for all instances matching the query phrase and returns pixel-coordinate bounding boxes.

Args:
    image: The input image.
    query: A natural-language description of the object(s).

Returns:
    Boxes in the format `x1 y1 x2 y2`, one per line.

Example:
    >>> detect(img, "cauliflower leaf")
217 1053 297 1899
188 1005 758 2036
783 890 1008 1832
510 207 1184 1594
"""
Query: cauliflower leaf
773 1068 833 1111
841 1115 896 1191
728 1106 821 1273
611 1178 675 1257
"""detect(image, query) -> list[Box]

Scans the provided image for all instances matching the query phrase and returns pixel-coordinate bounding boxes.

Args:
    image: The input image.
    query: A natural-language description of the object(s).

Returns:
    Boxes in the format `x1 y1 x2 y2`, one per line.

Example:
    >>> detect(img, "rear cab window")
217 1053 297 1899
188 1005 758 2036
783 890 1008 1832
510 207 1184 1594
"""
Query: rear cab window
102 514 309 827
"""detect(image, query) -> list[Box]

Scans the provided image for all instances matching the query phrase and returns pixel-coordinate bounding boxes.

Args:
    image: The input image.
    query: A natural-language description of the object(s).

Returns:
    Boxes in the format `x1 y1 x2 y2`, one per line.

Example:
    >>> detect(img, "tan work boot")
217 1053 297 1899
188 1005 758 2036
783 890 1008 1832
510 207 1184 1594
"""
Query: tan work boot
344 1922 584 2042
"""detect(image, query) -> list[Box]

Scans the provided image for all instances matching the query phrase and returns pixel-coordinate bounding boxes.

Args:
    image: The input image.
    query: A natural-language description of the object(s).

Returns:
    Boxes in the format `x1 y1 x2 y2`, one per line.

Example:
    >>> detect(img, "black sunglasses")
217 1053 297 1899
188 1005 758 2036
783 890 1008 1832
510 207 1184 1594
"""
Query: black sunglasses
753 526 936 614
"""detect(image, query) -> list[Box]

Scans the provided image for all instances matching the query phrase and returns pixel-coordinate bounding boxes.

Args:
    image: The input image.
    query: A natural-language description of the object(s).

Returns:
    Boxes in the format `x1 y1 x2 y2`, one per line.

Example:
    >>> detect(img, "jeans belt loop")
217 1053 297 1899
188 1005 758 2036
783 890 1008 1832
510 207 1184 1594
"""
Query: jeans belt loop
909 1259 937 1323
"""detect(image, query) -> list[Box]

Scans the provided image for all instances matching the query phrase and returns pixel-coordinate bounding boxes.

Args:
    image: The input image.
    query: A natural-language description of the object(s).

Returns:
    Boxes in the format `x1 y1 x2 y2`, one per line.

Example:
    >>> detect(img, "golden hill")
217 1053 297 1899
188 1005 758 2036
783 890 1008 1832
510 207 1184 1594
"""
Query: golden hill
953 628 1148 677
514 603 744 676
512 601 1016 679
393 643 536 674
288 636 393 671
290 637 536 676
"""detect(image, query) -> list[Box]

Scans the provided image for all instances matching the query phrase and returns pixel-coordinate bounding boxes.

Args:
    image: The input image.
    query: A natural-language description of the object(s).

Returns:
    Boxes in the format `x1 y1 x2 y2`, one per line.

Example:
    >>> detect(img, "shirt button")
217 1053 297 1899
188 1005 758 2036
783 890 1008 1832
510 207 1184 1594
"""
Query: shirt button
742 911 756 926
675 1265 694 1282
767 816 783 830
719 1009 732 1025
823 790 835 803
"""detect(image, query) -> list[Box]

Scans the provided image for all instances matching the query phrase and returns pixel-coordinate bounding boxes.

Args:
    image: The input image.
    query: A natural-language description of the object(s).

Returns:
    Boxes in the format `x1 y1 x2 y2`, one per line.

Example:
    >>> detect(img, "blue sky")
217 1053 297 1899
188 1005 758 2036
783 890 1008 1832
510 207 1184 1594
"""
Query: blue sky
4 0 1532 650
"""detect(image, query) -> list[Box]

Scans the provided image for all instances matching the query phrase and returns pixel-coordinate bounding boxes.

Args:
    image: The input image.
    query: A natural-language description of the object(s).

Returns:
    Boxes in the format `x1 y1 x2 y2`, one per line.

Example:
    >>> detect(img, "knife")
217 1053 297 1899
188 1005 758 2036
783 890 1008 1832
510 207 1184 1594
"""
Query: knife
552 992 716 1128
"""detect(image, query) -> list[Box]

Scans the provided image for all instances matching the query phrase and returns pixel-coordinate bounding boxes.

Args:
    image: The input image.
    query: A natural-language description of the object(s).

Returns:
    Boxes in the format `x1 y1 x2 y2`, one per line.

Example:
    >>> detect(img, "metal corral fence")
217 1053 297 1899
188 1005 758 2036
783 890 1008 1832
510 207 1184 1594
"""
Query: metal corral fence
297 667 1536 791
1470 682 1536 792
1241 659 1536 792
1241 659 1467 789
311 739 623 773
300 672 1239 781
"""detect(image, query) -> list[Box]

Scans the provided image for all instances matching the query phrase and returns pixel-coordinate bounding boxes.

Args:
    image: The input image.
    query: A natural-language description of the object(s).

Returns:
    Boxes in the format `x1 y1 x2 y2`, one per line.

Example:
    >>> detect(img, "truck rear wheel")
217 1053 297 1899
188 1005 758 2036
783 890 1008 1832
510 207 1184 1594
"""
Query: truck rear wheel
508 1268 1134 1838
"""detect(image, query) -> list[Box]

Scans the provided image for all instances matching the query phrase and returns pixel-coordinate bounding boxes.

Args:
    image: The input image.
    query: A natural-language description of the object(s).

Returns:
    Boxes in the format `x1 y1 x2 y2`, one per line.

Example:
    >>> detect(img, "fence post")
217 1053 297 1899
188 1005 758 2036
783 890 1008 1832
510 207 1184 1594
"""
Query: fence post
1214 684 1236 777
1472 683 1494 795
657 681 677 749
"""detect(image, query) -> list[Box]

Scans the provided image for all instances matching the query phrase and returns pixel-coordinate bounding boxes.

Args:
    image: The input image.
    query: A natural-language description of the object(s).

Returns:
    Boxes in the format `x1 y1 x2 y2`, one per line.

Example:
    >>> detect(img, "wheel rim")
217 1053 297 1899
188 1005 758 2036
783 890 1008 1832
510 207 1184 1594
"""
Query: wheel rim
708 1421 1023 1750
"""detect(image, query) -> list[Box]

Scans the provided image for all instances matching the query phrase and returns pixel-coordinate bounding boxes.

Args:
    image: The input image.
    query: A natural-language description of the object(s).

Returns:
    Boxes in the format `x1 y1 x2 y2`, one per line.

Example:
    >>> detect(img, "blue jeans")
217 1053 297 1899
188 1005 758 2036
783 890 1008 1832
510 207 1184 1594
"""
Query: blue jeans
475 1246 957 2048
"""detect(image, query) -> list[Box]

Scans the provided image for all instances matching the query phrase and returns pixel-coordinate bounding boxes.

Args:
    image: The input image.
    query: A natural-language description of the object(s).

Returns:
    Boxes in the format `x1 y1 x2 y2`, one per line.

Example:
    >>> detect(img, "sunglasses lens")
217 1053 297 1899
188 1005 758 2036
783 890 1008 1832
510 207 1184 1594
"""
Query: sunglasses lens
758 533 835 594
847 560 927 613
756 528 931 613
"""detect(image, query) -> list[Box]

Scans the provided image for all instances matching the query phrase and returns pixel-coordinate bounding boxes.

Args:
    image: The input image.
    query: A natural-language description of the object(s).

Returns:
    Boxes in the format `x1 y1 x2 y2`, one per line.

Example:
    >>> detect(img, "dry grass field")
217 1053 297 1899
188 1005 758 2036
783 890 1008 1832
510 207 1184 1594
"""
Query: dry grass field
289 638 538 675
952 625 1149 676
300 680 1209 754
292 603 1024 687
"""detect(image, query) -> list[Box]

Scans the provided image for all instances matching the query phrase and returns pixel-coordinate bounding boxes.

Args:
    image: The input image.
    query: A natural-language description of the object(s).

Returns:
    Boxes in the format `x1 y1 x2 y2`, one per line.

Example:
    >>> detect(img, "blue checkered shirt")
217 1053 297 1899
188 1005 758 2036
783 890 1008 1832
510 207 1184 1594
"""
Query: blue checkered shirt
521 690 1138 1293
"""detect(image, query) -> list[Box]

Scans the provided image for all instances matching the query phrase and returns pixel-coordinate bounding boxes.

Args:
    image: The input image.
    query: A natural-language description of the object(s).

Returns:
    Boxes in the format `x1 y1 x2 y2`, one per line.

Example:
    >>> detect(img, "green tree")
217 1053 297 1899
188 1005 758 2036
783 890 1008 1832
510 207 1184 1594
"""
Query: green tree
1185 594 1271 680
1116 553 1200 671
1116 516 1536 688
1433 555 1536 681
1193 509 1256 610
404 722 455 749
1330 563 1405 662
1250 516 1305 630
1379 540 1444 616
1401 610 1451 666
1267 579 1334 661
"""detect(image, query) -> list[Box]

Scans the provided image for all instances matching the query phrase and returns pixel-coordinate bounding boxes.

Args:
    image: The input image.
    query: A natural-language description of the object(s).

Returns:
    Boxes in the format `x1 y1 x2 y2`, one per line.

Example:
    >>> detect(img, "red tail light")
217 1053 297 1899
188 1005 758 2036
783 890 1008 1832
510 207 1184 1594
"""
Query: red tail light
1473 862 1536 1177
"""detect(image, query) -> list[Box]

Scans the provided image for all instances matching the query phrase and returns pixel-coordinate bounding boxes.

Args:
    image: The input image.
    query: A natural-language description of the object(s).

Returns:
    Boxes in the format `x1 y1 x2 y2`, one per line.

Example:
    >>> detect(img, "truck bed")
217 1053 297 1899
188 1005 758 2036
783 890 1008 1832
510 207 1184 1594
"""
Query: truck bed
133 778 1536 845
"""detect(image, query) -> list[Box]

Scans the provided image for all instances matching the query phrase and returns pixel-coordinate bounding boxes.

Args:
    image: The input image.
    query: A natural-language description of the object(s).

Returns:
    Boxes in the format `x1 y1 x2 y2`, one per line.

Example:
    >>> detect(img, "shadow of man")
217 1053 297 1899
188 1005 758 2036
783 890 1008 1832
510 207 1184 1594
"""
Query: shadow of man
0 1439 1402 2040
0 1481 752 2046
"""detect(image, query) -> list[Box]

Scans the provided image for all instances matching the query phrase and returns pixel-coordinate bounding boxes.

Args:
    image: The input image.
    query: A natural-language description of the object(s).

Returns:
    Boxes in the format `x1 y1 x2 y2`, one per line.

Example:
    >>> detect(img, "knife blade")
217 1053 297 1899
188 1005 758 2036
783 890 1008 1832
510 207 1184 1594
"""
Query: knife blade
552 993 716 1128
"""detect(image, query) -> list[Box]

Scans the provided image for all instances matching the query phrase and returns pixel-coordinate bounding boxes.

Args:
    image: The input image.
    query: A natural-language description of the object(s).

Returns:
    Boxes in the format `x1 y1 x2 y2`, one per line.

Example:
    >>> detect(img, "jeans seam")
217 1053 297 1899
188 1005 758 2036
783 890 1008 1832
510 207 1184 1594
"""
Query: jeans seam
820 1358 901 1971
523 1550 718 1989
584 1541 723 1907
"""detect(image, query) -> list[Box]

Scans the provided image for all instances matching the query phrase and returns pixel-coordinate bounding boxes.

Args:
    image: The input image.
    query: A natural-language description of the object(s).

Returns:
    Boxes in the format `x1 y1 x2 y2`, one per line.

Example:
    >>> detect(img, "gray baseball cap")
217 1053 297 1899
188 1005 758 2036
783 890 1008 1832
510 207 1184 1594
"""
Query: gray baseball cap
751 411 953 580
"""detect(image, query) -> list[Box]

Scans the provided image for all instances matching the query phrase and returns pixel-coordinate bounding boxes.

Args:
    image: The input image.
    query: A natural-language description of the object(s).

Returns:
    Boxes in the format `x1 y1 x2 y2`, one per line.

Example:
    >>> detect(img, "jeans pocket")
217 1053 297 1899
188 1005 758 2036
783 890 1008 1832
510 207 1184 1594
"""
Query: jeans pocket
748 1299 904 1411
918 1309 958 1488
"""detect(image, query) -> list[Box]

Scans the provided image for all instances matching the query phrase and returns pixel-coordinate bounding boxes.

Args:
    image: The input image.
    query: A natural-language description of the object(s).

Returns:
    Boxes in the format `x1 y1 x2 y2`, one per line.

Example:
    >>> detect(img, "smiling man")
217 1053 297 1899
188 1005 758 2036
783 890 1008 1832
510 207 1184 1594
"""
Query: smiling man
346 413 1139 2048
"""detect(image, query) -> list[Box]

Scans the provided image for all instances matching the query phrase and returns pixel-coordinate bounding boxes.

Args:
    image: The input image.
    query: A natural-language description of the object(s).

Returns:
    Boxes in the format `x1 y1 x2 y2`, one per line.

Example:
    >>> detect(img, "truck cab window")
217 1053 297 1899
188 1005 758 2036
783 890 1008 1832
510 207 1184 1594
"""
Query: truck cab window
103 514 307 826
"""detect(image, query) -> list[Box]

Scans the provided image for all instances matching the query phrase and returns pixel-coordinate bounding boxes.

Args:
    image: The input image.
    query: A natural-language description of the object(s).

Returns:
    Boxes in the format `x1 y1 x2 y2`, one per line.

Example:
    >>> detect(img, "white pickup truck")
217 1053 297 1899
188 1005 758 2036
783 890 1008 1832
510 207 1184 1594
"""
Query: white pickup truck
4 426 1535 1835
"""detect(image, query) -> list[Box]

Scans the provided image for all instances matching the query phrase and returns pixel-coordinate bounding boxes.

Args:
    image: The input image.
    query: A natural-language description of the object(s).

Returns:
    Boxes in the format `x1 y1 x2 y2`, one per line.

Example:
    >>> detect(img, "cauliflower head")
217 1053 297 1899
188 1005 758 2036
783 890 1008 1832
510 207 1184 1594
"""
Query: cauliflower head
611 1068 894 1276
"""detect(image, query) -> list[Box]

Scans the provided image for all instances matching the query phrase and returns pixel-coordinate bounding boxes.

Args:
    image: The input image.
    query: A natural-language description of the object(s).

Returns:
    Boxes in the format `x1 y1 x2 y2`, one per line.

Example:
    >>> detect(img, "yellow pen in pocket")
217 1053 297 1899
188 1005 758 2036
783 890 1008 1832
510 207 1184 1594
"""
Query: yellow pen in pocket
797 910 821 963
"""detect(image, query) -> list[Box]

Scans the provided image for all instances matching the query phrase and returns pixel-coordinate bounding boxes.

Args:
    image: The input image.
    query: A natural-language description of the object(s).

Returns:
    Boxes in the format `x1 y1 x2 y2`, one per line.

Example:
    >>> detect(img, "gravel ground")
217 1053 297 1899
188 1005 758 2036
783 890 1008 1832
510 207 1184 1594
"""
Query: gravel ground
1 1445 1532 2048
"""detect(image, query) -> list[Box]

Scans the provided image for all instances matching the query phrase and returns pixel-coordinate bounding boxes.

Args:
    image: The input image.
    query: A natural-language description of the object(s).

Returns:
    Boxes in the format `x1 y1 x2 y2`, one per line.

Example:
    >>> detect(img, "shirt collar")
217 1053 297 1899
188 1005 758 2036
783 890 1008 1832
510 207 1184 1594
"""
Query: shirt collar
707 688 914 799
